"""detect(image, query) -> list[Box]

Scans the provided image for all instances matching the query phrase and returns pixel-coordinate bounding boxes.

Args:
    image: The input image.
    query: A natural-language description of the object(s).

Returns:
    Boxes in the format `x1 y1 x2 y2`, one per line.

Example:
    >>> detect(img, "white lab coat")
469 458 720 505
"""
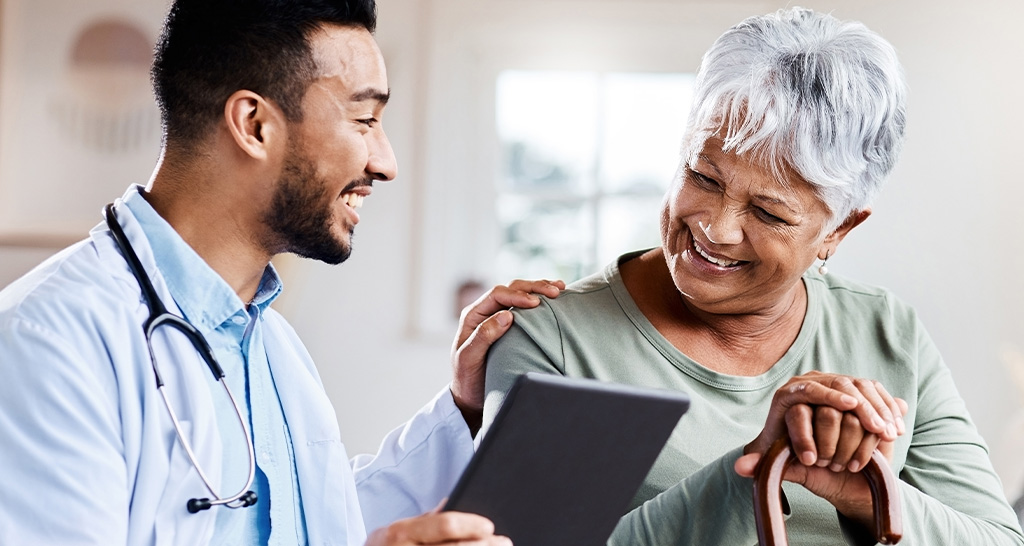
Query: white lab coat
0 195 474 545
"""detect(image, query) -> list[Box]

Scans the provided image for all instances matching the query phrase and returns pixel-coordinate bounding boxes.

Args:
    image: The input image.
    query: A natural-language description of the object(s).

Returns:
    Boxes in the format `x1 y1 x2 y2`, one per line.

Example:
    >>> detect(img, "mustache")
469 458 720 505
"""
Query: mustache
341 178 375 194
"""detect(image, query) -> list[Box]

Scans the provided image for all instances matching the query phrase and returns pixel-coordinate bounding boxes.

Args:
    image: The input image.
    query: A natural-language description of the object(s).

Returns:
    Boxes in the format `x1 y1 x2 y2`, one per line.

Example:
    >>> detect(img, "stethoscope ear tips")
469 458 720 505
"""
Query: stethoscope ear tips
240 491 258 507
185 491 258 513
187 498 212 513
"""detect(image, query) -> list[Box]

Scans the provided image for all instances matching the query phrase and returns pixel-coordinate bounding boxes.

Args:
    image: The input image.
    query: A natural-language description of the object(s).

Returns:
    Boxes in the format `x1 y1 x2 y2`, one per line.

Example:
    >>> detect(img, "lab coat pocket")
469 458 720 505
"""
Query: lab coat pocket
154 421 216 546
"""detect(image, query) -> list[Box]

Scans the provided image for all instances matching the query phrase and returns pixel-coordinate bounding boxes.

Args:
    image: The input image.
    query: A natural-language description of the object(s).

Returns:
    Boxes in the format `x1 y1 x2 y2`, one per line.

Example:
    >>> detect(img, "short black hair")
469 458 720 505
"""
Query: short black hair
152 0 377 149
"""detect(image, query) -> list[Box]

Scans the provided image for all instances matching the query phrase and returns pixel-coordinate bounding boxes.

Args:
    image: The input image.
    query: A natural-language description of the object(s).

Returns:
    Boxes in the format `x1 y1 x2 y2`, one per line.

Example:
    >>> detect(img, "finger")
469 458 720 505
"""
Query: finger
457 310 514 358
450 311 512 409
775 381 861 412
826 376 889 437
456 283 558 343
749 381 860 455
847 433 881 473
444 538 513 546
407 512 496 544
785 404 817 466
507 278 565 298
813 405 843 467
828 412 865 472
734 452 762 478
875 382 906 435
855 379 898 440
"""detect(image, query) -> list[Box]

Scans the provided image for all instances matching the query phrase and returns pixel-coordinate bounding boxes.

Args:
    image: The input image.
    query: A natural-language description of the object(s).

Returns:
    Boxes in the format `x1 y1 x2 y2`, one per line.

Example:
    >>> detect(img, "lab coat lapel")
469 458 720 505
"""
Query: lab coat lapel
262 316 365 545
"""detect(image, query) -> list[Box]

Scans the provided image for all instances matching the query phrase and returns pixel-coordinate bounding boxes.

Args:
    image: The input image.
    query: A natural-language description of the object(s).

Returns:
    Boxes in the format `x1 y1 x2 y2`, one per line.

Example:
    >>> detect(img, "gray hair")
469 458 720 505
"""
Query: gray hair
682 7 907 229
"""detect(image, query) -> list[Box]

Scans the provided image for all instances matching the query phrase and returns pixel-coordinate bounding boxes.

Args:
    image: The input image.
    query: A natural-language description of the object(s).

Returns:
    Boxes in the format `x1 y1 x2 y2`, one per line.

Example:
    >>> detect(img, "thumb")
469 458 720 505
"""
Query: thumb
457 310 513 366
735 452 763 478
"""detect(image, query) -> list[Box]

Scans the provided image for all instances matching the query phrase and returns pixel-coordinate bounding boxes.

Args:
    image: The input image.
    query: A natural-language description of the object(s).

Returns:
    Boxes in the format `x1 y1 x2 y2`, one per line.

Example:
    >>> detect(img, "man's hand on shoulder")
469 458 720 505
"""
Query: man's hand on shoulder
450 279 565 435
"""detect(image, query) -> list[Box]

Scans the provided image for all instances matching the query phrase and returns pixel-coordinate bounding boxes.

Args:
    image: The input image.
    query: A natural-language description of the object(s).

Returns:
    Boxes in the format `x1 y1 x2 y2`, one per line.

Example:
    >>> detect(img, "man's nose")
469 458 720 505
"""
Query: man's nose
367 129 397 181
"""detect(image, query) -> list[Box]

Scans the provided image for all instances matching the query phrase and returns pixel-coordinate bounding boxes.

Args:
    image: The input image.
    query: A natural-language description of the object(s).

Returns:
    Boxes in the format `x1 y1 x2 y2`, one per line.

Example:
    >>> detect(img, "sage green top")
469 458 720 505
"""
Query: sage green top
483 251 1024 545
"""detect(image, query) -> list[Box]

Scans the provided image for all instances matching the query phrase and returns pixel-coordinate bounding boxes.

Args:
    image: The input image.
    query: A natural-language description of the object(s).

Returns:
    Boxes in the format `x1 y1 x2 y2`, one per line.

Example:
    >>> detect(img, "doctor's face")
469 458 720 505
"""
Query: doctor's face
264 24 397 264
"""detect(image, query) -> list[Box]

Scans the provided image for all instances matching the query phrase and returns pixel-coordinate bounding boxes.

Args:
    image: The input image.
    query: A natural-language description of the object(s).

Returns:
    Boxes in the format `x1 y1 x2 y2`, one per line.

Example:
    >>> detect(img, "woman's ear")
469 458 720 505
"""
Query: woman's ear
223 90 286 161
819 208 872 260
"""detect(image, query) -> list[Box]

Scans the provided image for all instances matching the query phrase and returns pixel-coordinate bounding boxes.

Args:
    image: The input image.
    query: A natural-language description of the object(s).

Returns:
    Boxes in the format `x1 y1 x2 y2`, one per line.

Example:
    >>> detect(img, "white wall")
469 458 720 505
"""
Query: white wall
1 0 1022 496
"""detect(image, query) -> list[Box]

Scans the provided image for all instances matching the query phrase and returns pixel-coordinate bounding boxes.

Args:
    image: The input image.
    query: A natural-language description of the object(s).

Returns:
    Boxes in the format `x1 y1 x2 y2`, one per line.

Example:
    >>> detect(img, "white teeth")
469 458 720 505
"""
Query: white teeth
694 241 740 267
342 194 365 209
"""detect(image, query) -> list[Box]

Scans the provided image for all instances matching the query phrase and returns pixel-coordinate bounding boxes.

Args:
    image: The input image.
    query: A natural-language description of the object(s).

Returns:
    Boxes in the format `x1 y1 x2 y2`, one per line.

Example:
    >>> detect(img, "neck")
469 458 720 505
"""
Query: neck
143 150 274 304
623 249 808 376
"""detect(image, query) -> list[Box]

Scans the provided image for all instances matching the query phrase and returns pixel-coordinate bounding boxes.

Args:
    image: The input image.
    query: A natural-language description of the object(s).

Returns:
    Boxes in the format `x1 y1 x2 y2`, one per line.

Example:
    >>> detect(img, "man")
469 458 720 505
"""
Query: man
0 1 562 544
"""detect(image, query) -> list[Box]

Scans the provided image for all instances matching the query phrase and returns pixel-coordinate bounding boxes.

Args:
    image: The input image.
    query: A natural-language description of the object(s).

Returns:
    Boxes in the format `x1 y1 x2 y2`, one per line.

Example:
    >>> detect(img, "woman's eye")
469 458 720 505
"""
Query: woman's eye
755 207 786 224
689 169 720 190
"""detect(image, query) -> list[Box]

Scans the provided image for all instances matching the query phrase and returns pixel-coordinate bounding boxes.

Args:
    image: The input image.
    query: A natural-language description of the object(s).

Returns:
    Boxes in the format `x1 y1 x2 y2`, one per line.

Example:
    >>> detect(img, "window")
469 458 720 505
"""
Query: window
494 70 695 283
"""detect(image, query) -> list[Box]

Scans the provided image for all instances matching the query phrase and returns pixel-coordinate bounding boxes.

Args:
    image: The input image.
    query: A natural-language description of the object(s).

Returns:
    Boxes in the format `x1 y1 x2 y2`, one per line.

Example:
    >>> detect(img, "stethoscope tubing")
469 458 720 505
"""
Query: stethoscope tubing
105 202 258 513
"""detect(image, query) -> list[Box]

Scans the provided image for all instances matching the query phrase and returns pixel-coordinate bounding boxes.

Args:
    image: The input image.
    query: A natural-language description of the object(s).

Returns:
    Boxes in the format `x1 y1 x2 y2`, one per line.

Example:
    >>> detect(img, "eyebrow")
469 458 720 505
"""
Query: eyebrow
754 194 798 215
350 87 391 105
696 153 799 215
697 154 722 177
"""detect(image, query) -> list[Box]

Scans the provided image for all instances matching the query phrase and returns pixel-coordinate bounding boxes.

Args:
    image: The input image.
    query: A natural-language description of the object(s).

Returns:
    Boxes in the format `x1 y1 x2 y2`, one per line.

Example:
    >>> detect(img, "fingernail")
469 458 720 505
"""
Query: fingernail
897 416 906 433
815 459 830 468
830 463 843 472
496 310 511 327
848 460 861 473
800 451 816 465
872 416 886 431
841 394 858 406
886 423 897 438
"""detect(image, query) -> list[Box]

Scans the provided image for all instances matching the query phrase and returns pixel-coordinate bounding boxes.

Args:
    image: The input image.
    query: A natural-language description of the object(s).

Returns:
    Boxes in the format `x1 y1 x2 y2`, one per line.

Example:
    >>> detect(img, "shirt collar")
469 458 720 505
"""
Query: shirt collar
121 185 283 333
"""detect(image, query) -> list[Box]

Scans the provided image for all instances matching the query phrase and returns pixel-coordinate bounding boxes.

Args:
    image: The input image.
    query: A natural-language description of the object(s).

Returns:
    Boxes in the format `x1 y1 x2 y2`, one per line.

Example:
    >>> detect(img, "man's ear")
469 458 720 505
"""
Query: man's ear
819 208 871 260
223 90 285 161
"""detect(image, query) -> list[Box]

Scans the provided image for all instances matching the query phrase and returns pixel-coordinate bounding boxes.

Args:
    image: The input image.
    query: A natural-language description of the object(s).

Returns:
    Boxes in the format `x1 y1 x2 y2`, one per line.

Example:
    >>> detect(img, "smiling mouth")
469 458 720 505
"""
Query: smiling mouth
340 193 365 209
691 236 743 267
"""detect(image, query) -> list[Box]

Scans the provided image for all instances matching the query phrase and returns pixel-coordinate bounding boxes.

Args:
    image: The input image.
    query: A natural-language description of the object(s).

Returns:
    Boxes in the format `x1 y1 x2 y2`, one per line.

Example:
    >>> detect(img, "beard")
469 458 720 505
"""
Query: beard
264 143 365 265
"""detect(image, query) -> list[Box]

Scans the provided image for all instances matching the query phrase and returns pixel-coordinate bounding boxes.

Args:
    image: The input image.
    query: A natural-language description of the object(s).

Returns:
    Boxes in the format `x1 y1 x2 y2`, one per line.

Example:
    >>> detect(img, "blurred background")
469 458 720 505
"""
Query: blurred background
1 0 1022 507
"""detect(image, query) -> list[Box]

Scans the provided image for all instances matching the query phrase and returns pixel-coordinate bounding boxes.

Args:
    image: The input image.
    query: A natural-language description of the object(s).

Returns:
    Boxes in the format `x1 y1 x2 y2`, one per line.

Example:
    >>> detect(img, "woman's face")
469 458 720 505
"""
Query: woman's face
660 136 838 315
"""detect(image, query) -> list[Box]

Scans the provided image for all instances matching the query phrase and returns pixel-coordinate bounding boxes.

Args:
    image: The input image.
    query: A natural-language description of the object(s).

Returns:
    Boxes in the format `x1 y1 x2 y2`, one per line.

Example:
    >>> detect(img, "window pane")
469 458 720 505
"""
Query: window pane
495 194 594 282
600 73 694 195
494 70 694 284
597 196 664 266
496 71 599 194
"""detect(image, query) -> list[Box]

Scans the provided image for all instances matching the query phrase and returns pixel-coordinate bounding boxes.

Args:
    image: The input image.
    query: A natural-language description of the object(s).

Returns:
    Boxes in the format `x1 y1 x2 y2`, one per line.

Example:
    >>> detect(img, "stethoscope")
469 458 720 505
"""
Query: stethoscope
104 203 258 514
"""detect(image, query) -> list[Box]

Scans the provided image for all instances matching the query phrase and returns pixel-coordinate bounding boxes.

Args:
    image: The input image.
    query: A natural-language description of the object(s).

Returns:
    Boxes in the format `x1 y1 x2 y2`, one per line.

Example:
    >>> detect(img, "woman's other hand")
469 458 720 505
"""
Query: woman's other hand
735 371 908 526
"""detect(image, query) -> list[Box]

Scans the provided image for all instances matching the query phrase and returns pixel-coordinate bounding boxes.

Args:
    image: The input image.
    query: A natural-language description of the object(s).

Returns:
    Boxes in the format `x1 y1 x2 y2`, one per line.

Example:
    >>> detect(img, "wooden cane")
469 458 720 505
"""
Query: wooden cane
752 437 903 545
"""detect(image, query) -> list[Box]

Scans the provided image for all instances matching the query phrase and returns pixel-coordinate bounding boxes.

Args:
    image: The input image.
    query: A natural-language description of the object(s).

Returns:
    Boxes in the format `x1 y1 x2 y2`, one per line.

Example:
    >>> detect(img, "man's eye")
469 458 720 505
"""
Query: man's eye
357 118 378 127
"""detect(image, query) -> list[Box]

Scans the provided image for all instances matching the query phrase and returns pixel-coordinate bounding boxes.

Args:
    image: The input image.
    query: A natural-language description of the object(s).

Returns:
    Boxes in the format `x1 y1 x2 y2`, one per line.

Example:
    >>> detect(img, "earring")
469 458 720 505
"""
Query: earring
818 249 831 275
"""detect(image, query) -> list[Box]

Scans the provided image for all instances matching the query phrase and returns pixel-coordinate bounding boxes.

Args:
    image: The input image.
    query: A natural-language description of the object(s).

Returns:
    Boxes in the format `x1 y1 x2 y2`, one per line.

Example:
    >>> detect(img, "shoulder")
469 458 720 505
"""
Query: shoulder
807 271 919 325
0 234 140 345
806 271 929 368
509 265 620 325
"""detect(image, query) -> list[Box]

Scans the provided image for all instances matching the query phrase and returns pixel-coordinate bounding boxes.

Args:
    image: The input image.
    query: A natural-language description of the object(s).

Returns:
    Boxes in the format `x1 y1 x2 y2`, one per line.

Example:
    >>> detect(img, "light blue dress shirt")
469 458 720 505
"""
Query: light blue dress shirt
0 185 475 545
124 193 306 545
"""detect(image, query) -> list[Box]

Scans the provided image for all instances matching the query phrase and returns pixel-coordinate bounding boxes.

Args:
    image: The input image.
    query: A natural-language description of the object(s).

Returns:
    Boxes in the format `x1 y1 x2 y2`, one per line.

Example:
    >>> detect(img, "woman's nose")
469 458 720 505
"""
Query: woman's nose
700 207 744 245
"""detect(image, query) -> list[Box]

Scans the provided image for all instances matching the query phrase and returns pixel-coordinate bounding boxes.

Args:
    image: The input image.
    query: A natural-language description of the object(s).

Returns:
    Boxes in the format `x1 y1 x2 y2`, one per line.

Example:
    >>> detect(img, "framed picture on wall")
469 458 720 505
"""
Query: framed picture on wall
0 0 167 248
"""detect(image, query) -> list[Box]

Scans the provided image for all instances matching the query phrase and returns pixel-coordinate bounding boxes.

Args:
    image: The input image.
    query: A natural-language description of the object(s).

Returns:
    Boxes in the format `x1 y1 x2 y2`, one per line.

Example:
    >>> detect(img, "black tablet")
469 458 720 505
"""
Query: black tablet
444 373 690 546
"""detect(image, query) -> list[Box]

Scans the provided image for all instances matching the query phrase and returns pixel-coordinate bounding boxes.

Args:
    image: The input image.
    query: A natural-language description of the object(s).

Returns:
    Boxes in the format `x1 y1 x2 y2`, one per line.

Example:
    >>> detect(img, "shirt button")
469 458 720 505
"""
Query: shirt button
231 316 246 325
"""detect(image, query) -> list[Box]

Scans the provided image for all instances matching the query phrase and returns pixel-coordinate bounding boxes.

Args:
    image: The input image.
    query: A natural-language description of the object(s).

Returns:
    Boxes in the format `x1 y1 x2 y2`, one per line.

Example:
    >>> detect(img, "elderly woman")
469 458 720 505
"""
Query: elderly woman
483 7 1024 545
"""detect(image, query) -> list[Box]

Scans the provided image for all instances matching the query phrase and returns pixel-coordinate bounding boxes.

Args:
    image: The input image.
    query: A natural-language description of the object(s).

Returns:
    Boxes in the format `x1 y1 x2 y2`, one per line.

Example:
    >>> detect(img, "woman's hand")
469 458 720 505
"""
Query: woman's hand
365 509 512 546
735 372 908 525
450 279 565 435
